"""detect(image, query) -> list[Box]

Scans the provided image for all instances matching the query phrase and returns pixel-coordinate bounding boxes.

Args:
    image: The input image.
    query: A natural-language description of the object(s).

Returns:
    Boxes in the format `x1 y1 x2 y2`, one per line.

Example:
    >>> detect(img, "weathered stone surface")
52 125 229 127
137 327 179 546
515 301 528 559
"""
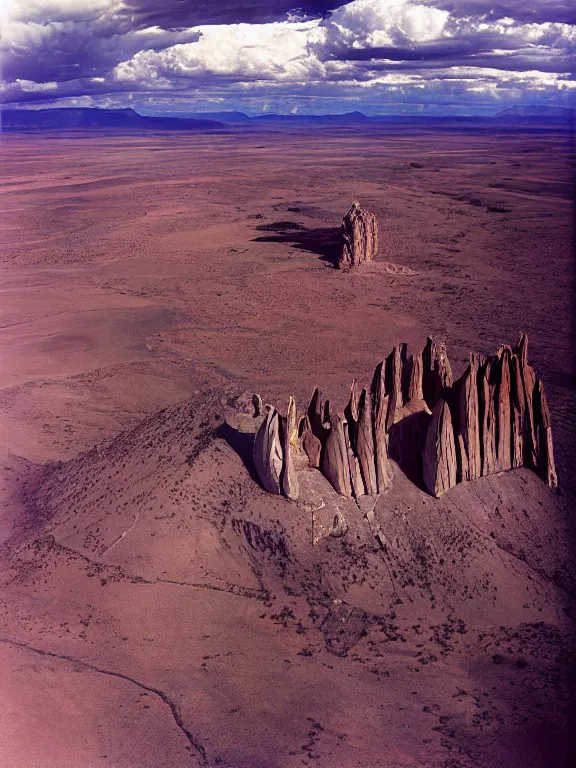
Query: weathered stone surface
280 397 299 500
322 411 352 498
338 201 378 269
435 341 453 392
308 387 330 445
248 332 558 502
514 331 529 367
343 378 364 496
252 393 263 417
386 346 403 431
372 361 393 492
422 337 452 408
286 396 298 443
455 352 481 482
457 433 470 483
479 360 497 477
510 354 525 469
495 348 512 473
296 467 352 545
346 378 361 423
407 352 424 402
344 420 365 499
253 406 283 494
357 389 378 496
534 380 558 489
422 336 437 408
303 430 322 468
423 399 458 498
312 505 349 545
515 342 538 469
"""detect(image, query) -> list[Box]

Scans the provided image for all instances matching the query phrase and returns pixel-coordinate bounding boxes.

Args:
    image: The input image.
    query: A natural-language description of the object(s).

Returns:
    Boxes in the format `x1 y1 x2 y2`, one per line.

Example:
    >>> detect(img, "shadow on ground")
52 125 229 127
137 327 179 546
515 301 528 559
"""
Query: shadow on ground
216 422 261 485
252 221 341 266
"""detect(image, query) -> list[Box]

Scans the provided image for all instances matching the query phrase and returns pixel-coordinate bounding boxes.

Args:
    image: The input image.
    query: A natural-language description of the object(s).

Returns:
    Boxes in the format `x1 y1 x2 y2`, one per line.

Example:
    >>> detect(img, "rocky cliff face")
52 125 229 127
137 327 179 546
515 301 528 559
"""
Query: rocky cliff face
338 201 378 269
248 333 557 504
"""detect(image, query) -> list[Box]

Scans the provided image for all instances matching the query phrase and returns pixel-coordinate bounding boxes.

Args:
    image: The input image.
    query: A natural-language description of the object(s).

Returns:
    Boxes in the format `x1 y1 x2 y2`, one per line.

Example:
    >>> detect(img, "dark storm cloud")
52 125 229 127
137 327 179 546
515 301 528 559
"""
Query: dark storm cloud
3 1 337 86
332 39 576 76
124 1 338 27
321 2 576 77
3 23 201 84
335 39 492 62
429 1 576 25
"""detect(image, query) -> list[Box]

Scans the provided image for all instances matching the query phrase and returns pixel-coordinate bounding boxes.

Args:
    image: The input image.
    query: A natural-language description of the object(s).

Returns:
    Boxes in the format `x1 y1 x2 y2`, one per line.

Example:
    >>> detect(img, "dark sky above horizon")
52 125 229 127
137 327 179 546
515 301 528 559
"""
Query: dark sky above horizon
2 1 576 115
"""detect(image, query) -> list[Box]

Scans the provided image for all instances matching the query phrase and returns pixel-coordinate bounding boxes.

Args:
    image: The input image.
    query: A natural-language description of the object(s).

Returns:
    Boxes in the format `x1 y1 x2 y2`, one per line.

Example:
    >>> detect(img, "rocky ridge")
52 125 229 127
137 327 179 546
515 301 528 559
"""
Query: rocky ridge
248 333 557 503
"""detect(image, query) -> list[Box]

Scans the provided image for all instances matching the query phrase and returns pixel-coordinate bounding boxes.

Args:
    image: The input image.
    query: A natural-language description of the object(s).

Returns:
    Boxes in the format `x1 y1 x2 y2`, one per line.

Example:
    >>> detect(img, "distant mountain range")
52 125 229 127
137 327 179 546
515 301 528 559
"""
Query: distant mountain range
166 106 575 125
1 107 224 131
1 105 573 133
494 105 575 119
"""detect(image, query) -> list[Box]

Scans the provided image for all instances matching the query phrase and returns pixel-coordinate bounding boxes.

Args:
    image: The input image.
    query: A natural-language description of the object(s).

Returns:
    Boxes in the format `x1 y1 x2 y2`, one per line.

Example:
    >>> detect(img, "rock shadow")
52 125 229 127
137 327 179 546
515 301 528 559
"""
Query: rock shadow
387 411 431 491
216 422 260 485
251 220 342 266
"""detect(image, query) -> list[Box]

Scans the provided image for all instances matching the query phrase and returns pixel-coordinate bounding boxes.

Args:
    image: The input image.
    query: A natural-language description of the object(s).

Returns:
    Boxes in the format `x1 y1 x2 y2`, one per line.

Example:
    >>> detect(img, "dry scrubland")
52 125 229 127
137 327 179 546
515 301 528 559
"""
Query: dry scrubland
0 127 574 768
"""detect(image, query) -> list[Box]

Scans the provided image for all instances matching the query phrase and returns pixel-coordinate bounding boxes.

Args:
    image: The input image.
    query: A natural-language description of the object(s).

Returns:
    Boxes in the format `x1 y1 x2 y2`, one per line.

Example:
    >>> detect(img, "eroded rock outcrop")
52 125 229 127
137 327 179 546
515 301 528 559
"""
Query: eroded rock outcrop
338 201 378 269
253 406 283 495
280 396 299 500
422 333 557 496
322 411 352 498
423 399 458 497
247 332 557 505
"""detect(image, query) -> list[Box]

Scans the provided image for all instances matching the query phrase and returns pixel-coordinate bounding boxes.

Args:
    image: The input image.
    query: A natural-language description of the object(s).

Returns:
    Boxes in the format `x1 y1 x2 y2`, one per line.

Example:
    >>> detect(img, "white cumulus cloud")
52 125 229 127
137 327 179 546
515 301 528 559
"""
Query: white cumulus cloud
2 0 575 112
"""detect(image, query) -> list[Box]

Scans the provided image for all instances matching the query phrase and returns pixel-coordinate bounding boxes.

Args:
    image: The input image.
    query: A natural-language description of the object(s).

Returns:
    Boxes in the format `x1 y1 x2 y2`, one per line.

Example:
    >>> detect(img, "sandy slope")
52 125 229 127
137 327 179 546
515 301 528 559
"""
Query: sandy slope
0 390 574 768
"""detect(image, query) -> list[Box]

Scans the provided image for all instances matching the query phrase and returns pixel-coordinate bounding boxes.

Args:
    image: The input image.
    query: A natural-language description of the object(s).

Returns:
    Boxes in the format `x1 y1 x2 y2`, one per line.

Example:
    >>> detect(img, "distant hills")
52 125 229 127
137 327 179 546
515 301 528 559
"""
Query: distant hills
1 107 224 131
495 105 575 119
1 105 573 133
254 110 373 124
181 111 253 123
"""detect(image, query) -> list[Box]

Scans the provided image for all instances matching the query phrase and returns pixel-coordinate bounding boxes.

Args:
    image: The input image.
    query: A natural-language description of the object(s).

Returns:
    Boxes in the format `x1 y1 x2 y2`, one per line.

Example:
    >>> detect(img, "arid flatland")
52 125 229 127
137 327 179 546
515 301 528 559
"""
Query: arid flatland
0 126 574 768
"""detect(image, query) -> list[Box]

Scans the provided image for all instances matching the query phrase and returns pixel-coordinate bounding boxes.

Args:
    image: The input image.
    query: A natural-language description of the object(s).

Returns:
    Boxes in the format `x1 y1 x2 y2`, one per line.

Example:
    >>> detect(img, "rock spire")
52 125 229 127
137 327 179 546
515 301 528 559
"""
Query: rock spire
248 333 557 504
338 201 378 269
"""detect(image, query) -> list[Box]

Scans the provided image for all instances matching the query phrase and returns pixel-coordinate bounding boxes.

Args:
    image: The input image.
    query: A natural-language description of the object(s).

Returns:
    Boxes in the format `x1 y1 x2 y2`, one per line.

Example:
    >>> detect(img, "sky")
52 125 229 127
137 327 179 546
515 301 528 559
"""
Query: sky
1 0 576 115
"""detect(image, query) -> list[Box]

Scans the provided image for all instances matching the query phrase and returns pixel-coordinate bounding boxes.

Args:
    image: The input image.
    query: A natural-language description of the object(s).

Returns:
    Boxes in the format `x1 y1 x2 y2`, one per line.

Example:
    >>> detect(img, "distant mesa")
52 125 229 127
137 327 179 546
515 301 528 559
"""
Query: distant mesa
494 105 575 121
252 110 373 125
0 107 224 132
4 106 574 134
242 333 557 505
186 111 253 123
338 201 379 270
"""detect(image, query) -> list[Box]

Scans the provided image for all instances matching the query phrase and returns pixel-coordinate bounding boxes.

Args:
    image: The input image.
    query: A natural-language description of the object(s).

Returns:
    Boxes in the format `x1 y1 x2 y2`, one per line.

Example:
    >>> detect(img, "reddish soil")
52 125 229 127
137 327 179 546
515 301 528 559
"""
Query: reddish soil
0 127 574 767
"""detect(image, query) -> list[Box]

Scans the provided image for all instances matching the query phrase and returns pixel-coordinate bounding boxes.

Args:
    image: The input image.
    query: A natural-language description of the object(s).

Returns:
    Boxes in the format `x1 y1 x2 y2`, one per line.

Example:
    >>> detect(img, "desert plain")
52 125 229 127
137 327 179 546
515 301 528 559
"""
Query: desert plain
0 124 574 768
